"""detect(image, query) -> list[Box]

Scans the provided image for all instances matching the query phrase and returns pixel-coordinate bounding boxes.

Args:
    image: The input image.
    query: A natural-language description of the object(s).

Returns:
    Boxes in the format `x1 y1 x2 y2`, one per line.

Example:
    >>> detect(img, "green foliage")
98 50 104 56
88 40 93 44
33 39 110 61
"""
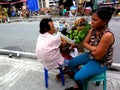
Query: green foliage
67 23 91 44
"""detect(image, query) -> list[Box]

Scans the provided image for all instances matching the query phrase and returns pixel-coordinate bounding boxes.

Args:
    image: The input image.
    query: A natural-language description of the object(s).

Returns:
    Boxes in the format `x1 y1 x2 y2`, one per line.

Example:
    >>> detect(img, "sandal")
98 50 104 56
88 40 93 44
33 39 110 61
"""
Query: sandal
64 86 79 90
55 73 66 81
55 73 61 80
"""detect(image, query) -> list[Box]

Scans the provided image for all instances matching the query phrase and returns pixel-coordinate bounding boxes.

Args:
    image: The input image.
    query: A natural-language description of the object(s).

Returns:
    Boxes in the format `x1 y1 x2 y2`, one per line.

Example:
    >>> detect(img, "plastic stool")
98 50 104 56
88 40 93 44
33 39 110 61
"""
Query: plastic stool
44 67 65 88
84 71 106 90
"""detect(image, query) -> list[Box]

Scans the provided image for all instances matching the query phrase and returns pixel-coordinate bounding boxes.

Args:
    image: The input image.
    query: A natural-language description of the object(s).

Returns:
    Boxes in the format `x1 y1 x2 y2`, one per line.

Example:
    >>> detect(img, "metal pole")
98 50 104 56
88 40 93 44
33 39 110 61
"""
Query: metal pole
74 0 79 20
41 0 44 8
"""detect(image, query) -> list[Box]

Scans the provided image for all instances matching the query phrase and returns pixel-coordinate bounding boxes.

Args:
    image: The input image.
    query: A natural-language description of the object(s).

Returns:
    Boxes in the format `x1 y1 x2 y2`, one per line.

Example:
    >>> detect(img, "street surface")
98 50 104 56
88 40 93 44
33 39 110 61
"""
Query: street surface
0 16 120 63
0 55 120 90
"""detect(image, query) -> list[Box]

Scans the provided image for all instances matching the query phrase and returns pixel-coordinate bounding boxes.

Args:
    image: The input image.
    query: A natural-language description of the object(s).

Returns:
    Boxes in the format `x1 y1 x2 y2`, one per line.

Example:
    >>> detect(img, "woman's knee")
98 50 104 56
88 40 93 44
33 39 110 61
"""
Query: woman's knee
69 52 90 67
74 72 84 81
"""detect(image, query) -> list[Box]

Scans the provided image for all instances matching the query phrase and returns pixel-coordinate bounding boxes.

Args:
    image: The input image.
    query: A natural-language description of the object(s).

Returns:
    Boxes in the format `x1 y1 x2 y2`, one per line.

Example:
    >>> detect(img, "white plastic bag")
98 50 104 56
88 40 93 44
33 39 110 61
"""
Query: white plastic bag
70 48 79 58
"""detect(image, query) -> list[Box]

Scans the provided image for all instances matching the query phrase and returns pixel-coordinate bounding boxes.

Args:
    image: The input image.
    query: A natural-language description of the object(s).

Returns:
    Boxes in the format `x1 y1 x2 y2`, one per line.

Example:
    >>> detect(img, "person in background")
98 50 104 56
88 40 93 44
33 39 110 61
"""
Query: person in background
22 3 27 18
83 0 93 10
62 6 69 16
64 7 115 90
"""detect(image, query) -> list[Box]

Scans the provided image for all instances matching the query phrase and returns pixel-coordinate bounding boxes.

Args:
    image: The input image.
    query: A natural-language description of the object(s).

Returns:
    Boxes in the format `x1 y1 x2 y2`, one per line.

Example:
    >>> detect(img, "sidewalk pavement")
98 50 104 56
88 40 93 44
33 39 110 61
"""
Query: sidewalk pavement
7 15 120 24
0 54 120 90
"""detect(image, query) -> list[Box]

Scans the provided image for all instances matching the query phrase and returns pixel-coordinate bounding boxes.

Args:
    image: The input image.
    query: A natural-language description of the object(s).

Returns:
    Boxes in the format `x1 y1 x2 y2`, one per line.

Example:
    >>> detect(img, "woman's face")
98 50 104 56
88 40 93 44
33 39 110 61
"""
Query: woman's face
91 13 106 30
48 21 56 34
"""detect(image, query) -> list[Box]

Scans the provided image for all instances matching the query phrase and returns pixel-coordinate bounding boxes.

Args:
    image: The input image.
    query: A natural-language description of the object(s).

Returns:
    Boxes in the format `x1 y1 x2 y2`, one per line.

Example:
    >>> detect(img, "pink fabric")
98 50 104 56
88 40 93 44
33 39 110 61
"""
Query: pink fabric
36 32 64 70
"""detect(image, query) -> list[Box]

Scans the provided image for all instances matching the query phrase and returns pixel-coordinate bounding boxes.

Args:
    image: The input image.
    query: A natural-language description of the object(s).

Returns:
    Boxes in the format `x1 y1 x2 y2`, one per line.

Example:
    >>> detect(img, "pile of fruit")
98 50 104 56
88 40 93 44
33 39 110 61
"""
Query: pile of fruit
66 17 91 44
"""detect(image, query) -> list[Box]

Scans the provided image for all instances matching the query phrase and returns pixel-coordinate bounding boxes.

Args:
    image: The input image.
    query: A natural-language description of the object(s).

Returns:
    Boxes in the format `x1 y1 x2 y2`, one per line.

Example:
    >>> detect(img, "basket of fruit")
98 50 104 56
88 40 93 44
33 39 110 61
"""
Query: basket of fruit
66 17 91 52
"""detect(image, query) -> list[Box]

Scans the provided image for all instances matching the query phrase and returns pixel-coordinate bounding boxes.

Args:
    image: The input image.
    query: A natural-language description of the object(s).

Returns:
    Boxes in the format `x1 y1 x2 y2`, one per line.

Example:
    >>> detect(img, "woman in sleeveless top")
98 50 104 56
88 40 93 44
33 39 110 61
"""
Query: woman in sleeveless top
64 7 115 90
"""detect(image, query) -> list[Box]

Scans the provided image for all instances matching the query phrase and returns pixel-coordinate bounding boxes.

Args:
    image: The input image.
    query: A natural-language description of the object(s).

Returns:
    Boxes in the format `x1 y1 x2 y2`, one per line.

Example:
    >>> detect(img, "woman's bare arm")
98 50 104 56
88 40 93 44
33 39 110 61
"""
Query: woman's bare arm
83 29 97 52
91 32 114 60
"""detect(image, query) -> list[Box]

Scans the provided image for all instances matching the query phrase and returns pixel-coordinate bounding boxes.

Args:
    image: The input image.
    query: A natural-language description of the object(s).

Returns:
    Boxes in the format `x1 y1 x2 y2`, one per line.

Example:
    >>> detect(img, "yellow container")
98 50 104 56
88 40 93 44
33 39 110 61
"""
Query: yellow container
118 12 120 16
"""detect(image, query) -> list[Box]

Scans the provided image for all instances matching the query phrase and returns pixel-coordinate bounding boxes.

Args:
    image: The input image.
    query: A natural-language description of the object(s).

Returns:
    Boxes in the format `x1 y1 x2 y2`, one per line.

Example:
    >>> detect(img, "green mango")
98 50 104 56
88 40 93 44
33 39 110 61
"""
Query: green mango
69 30 73 34
74 30 78 33
70 34 73 39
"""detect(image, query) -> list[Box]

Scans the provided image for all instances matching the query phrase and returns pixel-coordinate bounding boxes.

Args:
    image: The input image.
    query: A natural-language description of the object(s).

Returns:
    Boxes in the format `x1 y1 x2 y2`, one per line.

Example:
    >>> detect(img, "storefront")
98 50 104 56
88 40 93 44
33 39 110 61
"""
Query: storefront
0 0 26 9
0 0 26 18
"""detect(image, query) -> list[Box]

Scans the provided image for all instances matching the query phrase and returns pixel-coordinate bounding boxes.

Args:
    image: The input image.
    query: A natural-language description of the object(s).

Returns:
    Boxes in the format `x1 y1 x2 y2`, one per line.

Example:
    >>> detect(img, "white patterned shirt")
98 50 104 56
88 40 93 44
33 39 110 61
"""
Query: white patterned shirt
36 32 64 70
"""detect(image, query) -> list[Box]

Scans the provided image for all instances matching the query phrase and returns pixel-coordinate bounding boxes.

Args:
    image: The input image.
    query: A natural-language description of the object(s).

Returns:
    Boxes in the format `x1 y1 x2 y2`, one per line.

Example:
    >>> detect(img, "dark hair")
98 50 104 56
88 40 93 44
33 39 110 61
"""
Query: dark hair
39 18 52 34
93 7 114 23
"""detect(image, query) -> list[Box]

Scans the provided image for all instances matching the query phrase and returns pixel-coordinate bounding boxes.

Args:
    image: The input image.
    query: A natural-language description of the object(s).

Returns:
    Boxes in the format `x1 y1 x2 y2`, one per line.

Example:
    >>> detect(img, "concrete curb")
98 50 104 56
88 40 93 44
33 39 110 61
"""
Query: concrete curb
0 49 120 71
111 63 120 71
0 49 36 59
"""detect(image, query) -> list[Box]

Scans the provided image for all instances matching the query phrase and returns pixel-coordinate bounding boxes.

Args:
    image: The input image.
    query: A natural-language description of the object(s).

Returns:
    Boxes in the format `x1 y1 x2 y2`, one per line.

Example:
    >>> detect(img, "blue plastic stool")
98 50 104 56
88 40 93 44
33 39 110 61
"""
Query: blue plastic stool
44 67 65 88
84 71 106 90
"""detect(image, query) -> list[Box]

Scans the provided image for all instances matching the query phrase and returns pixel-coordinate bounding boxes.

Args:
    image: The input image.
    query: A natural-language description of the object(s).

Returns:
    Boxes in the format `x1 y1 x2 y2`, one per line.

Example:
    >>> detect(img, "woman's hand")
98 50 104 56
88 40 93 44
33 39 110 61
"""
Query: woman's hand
61 41 67 47
91 46 96 52
83 29 93 51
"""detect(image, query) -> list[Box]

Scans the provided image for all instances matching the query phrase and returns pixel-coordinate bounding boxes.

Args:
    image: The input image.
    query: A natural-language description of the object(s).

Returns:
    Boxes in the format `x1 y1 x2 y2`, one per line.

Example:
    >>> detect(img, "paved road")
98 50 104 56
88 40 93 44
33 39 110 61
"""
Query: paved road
109 18 120 64
0 21 39 53
0 16 120 63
